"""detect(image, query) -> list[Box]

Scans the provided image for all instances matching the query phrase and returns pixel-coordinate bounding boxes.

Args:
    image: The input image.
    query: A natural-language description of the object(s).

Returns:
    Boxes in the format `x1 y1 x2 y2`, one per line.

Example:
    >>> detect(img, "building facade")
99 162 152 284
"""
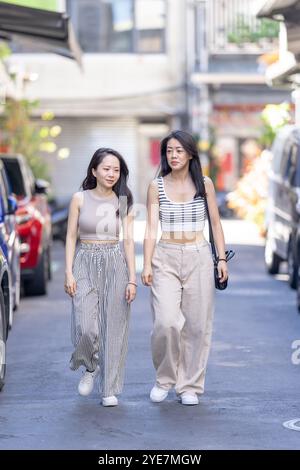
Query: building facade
188 0 290 191
4 0 292 201
257 0 300 122
6 0 188 205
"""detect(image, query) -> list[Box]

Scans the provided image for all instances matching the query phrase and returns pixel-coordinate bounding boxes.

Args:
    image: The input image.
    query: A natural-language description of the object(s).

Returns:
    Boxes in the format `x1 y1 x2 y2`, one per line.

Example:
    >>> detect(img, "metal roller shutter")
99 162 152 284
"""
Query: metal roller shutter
44 117 138 204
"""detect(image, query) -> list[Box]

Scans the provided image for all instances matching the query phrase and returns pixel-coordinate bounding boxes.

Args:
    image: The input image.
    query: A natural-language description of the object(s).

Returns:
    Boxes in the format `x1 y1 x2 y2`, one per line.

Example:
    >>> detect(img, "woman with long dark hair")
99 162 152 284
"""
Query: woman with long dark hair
142 130 228 405
65 148 136 407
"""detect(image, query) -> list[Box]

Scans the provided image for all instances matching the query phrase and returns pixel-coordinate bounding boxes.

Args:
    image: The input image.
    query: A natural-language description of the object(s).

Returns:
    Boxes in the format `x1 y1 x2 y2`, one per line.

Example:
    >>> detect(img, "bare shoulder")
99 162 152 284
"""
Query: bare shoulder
146 178 159 202
203 176 215 194
71 191 84 209
149 178 159 193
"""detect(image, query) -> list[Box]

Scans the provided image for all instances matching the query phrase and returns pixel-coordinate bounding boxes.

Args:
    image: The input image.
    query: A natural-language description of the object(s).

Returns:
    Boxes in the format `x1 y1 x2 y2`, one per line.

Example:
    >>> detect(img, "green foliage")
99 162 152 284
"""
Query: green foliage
0 0 59 11
0 42 11 60
0 42 61 185
228 16 279 45
0 98 58 180
259 103 292 148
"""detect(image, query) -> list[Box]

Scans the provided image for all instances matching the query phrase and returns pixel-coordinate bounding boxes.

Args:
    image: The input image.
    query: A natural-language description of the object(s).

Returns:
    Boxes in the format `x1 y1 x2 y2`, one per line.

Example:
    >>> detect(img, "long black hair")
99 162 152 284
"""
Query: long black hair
81 147 133 216
160 130 206 198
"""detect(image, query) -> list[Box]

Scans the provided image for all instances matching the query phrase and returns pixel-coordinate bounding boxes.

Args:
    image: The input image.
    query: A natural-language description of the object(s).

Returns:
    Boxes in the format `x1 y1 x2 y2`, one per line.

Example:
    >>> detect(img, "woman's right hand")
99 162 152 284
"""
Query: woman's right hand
141 266 153 286
64 272 77 297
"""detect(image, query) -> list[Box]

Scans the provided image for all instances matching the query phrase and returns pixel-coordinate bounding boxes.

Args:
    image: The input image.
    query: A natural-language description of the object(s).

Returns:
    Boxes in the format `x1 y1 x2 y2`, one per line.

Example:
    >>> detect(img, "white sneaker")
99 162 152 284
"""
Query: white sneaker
180 392 199 406
150 385 169 403
78 366 100 396
102 395 118 407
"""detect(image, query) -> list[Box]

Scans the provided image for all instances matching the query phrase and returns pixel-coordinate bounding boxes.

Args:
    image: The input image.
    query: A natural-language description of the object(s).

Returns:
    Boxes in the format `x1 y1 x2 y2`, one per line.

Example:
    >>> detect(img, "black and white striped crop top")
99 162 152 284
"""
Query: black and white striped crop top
156 176 207 232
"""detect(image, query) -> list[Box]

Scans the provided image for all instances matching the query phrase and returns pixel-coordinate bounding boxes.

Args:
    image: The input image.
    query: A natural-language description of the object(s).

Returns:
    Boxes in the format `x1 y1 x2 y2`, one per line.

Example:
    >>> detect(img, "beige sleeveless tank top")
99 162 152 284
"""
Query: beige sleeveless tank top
79 190 120 241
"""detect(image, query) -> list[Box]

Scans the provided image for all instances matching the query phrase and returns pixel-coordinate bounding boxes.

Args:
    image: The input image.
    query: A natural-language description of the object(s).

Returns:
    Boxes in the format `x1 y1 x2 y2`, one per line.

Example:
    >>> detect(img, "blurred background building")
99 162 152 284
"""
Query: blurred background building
0 0 295 204
257 0 300 119
187 0 290 193
5 0 186 204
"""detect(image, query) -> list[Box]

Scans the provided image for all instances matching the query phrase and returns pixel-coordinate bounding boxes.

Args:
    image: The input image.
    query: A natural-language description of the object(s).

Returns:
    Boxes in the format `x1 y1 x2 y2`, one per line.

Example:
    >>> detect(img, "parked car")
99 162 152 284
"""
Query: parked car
295 223 300 312
49 198 68 243
0 246 12 391
0 154 52 296
0 160 20 315
217 191 236 218
264 125 300 289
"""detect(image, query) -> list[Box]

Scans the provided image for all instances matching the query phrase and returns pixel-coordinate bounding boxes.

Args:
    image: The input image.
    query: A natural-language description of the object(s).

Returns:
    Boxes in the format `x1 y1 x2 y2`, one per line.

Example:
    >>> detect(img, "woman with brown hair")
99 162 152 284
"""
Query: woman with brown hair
65 148 136 407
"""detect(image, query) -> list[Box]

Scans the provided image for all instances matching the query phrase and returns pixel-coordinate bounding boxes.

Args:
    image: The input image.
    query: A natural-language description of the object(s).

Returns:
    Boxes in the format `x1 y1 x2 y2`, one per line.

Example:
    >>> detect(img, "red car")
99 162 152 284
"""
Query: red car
0 154 52 296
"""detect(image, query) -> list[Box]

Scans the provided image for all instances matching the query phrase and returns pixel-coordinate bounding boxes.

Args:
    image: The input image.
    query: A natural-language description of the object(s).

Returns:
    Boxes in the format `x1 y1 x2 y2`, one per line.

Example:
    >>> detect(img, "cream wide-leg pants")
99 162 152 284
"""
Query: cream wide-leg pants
150 239 215 395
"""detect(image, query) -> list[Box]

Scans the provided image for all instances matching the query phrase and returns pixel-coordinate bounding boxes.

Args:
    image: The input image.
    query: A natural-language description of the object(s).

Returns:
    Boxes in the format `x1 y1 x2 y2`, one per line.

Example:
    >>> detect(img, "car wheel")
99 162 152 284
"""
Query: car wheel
24 250 48 296
265 233 281 274
47 246 52 281
0 289 7 391
297 270 300 314
288 240 298 289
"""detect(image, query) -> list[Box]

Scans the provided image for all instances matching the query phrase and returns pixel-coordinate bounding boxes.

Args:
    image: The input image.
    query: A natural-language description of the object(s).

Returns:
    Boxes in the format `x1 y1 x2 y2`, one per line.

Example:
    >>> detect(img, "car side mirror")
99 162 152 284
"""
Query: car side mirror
35 178 50 194
7 195 18 215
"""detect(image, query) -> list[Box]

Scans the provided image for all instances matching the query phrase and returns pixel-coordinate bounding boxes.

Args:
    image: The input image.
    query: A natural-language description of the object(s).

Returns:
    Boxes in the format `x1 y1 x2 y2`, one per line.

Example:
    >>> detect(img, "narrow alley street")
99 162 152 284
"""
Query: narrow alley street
0 220 299 450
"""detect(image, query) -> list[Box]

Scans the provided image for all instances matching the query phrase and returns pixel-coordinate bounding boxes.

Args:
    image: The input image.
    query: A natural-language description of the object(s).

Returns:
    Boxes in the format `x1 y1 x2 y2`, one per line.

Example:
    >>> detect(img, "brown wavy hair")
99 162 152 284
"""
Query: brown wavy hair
81 147 133 216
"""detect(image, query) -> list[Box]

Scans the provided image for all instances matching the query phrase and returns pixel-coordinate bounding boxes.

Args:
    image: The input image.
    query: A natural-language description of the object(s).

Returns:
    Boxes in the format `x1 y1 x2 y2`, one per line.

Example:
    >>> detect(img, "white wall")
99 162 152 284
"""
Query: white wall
6 1 187 117
4 1 188 202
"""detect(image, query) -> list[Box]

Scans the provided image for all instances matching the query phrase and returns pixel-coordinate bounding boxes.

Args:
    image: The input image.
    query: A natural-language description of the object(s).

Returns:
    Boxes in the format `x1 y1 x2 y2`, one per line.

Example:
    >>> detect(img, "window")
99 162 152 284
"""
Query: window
106 0 134 52
281 140 300 187
135 0 165 53
291 144 300 187
67 0 166 53
0 175 7 217
2 159 27 197
280 137 294 179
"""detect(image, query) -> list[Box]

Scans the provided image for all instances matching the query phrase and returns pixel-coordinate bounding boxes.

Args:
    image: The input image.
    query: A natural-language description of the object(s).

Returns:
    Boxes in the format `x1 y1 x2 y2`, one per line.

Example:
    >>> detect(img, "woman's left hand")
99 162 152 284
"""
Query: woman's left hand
126 283 137 303
217 260 228 283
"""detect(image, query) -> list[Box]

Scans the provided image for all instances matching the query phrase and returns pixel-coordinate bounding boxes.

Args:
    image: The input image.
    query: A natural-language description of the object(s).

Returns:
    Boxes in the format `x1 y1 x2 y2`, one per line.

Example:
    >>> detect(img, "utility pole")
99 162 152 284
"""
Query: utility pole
184 0 196 131
193 0 211 173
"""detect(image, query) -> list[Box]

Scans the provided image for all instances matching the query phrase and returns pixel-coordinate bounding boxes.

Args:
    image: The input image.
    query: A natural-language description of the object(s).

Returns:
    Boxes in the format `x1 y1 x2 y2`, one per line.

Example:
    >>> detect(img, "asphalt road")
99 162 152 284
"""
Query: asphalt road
0 220 300 450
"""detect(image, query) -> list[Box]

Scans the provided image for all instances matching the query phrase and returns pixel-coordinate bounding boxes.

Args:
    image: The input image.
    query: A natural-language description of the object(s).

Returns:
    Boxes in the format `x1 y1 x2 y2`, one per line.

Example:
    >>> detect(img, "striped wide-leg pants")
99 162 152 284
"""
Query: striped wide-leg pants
70 242 130 397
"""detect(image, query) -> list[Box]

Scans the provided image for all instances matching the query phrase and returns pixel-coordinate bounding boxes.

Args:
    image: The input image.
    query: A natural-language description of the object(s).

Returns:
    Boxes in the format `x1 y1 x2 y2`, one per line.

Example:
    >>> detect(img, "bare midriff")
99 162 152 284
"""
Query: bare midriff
80 239 119 244
160 231 205 244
